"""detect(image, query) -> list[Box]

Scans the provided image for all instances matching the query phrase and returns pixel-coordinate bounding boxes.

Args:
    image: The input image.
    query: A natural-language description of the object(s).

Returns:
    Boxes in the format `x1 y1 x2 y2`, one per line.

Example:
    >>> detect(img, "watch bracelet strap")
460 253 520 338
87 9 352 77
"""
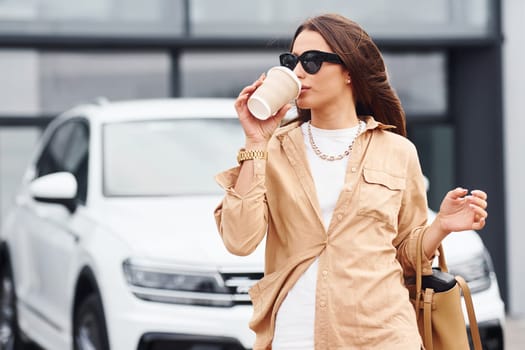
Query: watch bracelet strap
237 148 267 164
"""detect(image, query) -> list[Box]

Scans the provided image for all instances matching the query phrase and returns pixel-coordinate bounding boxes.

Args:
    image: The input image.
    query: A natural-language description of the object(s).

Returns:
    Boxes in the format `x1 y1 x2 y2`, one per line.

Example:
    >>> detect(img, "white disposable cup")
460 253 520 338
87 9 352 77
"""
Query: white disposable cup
247 66 301 120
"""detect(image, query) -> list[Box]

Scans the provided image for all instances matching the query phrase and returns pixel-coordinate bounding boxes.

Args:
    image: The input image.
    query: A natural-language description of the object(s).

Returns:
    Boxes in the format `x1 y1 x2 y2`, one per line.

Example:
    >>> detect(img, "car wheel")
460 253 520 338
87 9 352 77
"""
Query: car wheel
0 261 22 350
74 294 110 350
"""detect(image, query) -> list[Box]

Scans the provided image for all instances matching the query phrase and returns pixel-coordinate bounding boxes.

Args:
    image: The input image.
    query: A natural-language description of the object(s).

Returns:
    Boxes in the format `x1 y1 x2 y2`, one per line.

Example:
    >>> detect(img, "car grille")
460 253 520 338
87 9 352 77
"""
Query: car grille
220 272 263 305
138 332 247 350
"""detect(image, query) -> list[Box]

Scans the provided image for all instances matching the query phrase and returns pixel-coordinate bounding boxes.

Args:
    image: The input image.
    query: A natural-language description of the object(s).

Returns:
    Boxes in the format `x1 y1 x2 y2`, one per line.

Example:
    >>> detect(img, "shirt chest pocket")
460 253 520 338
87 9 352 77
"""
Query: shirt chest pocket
357 168 406 228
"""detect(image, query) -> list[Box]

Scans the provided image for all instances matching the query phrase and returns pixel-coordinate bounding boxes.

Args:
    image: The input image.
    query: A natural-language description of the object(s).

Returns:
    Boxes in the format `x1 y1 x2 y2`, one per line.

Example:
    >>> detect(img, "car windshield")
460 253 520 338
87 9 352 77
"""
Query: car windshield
102 118 245 196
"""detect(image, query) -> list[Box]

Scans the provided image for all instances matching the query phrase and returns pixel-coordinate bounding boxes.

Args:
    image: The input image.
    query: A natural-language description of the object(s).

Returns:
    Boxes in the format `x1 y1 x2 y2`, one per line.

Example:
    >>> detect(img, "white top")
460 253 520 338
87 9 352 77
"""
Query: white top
272 121 364 349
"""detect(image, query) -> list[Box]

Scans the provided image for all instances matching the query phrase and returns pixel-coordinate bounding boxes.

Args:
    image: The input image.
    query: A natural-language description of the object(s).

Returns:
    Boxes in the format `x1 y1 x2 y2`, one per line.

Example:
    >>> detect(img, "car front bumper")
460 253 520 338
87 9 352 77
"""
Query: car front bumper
137 332 247 350
466 275 505 350
106 296 254 350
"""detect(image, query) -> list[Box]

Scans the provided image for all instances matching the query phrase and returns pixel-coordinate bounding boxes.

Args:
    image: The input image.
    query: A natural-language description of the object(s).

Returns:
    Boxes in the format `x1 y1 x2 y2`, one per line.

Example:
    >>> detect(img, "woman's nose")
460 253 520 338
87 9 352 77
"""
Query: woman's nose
293 64 305 78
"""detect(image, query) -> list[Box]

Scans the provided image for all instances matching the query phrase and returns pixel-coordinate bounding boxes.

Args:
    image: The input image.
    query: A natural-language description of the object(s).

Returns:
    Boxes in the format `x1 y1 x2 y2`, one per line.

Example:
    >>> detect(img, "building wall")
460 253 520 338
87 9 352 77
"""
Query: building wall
503 0 525 317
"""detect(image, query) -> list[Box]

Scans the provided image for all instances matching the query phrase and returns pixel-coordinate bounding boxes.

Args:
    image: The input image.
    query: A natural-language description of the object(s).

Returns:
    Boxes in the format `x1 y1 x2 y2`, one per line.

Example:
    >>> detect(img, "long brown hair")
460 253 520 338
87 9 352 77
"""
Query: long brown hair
289 14 406 137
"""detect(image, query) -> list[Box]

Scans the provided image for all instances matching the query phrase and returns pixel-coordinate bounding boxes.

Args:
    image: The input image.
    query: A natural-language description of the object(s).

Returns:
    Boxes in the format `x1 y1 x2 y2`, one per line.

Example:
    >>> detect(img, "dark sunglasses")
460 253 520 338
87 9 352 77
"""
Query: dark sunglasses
279 50 343 74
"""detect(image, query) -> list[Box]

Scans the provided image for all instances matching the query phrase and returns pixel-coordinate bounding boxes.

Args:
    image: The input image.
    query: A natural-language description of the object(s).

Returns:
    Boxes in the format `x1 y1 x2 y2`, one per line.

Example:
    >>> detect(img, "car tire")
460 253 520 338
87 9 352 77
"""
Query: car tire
0 260 23 350
73 294 110 350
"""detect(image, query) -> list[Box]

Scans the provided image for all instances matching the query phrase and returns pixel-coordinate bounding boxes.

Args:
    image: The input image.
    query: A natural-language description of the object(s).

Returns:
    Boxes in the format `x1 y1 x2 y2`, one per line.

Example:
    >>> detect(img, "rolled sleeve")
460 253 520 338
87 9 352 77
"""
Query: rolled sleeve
397 226 434 277
394 144 434 277
214 160 269 256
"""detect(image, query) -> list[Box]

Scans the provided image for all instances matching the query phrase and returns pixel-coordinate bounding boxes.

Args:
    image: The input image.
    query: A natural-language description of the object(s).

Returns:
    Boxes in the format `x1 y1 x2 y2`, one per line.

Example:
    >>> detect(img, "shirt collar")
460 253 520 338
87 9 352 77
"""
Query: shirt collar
276 115 396 142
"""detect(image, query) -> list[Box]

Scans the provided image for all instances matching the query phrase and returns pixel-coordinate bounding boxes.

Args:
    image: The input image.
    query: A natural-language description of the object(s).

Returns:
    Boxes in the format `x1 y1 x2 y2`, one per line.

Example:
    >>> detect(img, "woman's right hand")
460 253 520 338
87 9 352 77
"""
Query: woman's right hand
235 73 292 148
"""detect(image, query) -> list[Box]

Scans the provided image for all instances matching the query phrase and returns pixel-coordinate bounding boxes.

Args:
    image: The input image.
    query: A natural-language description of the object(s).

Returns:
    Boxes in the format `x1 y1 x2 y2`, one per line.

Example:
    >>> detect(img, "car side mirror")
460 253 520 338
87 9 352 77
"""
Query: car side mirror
29 172 78 213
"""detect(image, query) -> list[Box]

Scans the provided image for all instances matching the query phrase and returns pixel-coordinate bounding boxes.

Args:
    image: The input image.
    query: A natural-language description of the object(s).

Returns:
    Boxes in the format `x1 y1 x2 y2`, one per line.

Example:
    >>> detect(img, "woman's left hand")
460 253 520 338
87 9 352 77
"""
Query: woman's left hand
436 187 488 234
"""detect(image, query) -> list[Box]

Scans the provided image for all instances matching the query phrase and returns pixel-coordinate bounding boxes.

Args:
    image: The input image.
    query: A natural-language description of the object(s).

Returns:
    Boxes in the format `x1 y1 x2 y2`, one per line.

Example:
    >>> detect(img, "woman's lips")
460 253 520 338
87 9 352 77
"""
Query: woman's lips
297 86 309 98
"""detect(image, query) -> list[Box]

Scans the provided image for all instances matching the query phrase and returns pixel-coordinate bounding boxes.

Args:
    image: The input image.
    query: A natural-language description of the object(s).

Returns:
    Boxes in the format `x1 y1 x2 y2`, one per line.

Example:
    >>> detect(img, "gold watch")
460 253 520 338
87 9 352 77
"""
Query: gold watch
237 148 267 164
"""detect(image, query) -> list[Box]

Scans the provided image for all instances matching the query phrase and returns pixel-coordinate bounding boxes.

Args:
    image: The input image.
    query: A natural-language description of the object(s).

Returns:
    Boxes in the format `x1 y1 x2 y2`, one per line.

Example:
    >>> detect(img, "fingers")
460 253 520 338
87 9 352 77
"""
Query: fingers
447 187 469 200
235 73 266 113
471 213 487 230
445 187 468 201
469 204 487 221
466 194 487 210
467 190 488 229
472 220 486 231
448 188 487 206
270 103 292 123
470 189 487 201
440 186 489 233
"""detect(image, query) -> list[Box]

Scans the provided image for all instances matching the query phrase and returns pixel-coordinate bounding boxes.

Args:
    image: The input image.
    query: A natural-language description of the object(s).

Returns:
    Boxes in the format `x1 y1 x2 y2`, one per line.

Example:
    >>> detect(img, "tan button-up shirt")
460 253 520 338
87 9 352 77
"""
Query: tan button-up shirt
215 117 433 349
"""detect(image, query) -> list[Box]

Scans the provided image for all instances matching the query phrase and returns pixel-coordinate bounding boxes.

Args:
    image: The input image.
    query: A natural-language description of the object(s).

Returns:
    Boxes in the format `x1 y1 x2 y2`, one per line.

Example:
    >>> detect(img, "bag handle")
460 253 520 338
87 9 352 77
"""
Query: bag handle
415 230 483 350
456 276 483 350
415 231 447 317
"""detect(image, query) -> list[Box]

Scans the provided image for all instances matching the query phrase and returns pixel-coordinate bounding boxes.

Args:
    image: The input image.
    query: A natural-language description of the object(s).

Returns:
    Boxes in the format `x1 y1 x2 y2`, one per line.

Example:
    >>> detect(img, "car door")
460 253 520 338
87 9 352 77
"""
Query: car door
19 118 89 335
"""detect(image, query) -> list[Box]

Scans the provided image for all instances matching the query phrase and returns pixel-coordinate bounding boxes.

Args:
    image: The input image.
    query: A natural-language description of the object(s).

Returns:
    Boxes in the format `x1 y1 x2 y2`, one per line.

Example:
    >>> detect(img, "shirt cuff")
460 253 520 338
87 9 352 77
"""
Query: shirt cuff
253 158 266 177
215 159 267 197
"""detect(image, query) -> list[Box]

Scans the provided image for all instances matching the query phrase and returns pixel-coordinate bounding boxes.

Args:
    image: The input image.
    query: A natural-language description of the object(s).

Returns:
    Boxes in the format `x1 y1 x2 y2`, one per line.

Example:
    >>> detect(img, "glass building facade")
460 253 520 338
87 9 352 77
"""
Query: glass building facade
0 0 494 38
0 0 508 308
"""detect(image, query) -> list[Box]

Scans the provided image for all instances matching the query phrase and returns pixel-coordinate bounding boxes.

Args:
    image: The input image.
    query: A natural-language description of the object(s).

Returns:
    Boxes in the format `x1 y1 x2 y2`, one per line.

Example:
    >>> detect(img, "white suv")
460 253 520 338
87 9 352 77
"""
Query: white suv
0 98 504 350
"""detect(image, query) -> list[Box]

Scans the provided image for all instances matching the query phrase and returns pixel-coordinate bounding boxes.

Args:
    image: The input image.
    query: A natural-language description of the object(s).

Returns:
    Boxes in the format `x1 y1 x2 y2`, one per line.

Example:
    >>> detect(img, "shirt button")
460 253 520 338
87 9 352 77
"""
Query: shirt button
337 214 343 221
322 270 328 276
320 301 326 307
351 166 357 172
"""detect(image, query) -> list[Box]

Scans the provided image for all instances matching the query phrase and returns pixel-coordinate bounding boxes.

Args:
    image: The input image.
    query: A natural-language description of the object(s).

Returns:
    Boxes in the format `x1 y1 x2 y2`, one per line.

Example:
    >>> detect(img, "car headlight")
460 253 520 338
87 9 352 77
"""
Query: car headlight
122 258 248 307
449 249 493 294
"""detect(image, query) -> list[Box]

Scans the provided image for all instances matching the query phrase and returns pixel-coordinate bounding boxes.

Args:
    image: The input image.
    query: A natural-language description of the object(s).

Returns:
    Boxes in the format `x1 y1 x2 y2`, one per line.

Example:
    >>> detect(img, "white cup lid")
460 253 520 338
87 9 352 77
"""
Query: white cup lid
267 66 302 98
247 95 272 120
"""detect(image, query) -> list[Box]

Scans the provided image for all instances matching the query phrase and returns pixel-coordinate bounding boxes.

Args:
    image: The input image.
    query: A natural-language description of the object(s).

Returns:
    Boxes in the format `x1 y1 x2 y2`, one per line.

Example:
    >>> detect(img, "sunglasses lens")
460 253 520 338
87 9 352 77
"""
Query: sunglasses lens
302 60 321 74
301 52 323 74
280 51 340 74
280 53 298 70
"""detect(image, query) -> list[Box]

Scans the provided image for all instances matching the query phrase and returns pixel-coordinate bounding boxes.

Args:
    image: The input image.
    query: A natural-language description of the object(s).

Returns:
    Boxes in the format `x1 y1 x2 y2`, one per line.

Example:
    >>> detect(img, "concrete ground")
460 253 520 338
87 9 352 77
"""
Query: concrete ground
505 316 525 349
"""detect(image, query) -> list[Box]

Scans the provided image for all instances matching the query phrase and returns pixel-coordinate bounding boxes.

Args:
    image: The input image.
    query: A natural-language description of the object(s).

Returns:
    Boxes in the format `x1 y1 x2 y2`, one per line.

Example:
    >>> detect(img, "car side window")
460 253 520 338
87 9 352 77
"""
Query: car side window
36 122 76 177
64 123 89 204
36 119 90 204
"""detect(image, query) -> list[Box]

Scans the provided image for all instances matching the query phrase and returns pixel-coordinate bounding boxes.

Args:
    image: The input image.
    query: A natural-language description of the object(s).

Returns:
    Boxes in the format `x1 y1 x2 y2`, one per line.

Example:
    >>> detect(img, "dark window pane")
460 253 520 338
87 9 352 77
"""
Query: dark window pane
0 0 185 37
40 52 170 114
0 50 40 115
384 52 447 116
190 0 495 39
180 51 280 98
0 51 170 116
0 1 494 39
180 51 447 117
409 123 455 210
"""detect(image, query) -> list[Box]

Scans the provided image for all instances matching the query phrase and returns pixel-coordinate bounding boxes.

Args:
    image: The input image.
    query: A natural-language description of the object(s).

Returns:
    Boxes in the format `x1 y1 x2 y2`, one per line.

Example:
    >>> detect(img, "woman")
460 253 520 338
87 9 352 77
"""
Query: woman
214 13 487 349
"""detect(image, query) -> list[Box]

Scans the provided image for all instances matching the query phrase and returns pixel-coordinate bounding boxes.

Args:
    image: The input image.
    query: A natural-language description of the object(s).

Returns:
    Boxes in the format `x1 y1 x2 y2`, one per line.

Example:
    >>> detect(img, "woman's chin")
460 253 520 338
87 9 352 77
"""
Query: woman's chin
295 97 309 110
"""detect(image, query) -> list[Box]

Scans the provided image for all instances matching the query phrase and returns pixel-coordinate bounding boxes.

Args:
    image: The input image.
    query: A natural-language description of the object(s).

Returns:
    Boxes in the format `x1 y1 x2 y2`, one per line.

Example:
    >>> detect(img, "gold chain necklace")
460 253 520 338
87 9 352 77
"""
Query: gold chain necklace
307 121 364 161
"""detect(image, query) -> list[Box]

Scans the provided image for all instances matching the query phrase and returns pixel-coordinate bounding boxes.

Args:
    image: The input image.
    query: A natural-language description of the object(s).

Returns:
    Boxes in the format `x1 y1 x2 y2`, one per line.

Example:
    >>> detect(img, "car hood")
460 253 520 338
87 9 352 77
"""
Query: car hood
428 210 485 266
89 202 483 271
90 196 265 270
441 230 485 265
